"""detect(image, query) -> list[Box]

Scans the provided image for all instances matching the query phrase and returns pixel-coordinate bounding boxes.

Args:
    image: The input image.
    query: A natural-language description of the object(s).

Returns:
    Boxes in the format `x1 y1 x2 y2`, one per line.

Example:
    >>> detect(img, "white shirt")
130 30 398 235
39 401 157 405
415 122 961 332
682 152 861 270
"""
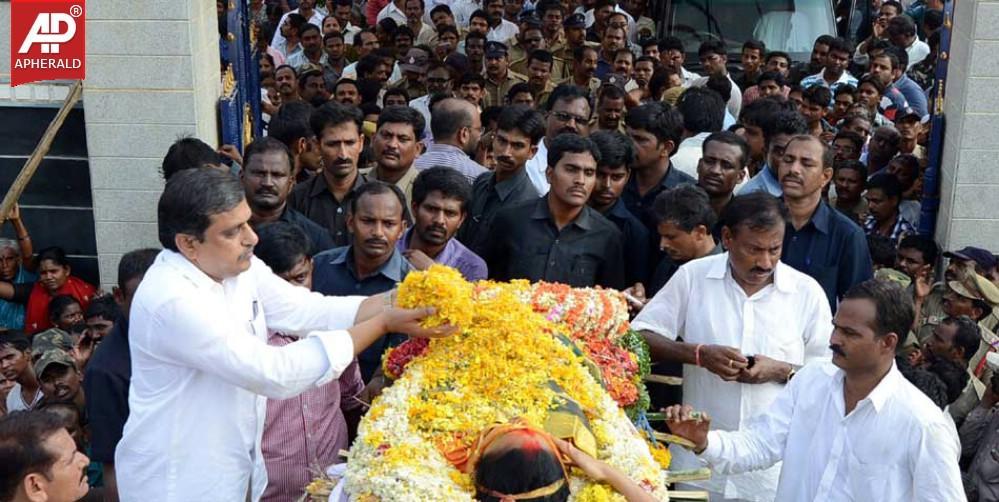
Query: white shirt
670 131 710 179
270 8 328 50
116 251 365 502
524 138 550 195
5 382 42 413
631 253 832 501
487 19 520 44
701 361 966 502
376 1 407 25
906 39 931 70
680 66 702 88
340 61 403 84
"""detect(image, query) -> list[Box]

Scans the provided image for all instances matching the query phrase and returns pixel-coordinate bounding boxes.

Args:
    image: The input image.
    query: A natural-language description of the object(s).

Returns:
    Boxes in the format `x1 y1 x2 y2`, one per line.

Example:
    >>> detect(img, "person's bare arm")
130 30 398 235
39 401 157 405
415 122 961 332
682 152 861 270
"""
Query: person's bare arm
5 204 33 270
553 438 658 502
102 463 120 502
346 306 454 356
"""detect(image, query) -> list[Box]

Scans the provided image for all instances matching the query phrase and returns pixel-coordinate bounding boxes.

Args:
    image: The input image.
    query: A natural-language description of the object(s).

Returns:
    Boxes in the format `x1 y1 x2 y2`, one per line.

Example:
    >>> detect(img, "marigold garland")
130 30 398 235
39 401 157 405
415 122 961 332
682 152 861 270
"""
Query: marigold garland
346 266 666 501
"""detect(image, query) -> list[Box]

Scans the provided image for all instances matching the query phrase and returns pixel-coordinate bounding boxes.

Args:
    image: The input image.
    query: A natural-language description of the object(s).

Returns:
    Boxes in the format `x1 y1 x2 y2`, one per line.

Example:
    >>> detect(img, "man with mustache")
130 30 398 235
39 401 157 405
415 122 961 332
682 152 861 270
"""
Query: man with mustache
457 105 545 257
696 131 749 218
483 133 624 289
241 138 334 255
0 410 92 502
779 134 873 313
1 331 41 413
559 45 601 97
311 182 412 382
633 192 832 501
370 106 426 207
289 103 371 247
274 65 302 104
524 84 592 195
663 279 965 502
35 349 84 409
398 168 488 281
483 41 528 108
588 130 649 288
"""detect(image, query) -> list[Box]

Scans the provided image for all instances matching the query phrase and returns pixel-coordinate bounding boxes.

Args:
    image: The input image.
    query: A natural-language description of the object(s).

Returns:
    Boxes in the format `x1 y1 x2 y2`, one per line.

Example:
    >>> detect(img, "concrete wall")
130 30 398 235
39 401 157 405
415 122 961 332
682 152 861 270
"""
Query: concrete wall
935 0 999 250
82 0 221 287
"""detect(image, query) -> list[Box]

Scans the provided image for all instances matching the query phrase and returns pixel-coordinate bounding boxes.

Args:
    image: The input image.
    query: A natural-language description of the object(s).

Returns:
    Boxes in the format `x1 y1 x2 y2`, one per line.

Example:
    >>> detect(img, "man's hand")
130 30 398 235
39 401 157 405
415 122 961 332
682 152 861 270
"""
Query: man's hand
71 333 95 370
737 354 788 384
872 19 886 38
699 344 748 381
218 144 243 166
380 307 457 338
914 266 933 300
664 405 711 453
623 283 647 312
401 249 435 271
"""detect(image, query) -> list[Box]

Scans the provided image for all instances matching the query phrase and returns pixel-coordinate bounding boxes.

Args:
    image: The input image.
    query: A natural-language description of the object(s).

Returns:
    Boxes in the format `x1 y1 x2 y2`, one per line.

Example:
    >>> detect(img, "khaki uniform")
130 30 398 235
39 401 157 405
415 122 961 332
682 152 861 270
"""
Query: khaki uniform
483 70 528 108
511 55 568 82
553 41 600 81
533 80 557 108
557 76 601 98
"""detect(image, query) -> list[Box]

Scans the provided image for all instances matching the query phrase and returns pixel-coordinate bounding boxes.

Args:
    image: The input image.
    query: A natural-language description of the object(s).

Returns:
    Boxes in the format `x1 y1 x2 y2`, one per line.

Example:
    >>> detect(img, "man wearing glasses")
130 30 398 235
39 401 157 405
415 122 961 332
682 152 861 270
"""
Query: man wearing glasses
523 84 593 194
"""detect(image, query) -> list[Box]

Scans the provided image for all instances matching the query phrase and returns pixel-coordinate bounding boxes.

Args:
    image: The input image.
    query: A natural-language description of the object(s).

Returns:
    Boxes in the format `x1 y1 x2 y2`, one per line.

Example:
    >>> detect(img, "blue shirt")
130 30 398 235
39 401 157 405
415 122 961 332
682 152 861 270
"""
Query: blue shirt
738 164 783 197
781 200 873 312
891 74 928 117
311 246 412 381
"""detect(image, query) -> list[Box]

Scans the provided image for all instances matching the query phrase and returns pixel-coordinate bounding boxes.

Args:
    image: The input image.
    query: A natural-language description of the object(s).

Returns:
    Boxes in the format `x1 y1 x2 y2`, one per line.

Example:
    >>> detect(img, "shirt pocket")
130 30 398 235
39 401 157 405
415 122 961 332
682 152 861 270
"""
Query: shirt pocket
848 460 896 500
569 253 600 286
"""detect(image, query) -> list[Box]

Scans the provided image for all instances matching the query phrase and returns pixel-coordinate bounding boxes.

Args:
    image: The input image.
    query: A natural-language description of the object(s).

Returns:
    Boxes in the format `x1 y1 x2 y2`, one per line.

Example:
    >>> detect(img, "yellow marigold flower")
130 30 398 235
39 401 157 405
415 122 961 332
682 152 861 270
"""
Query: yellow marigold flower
397 265 475 328
575 483 627 502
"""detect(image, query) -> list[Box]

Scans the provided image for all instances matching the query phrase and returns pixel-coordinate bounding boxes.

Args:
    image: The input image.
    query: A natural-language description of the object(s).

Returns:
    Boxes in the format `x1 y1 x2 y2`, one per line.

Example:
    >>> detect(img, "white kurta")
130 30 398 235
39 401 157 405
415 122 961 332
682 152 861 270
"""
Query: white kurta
632 252 832 501
116 251 365 502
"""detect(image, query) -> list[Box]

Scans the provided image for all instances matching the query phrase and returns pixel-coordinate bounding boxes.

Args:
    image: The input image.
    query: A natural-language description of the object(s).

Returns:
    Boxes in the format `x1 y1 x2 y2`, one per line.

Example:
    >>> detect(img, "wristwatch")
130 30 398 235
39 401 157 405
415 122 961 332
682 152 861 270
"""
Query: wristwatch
785 365 798 383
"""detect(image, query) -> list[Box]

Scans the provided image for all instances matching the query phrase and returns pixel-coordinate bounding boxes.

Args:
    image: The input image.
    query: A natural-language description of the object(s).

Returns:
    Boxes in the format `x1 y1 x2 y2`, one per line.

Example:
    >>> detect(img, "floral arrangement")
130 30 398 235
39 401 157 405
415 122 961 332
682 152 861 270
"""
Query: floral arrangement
344 266 666 501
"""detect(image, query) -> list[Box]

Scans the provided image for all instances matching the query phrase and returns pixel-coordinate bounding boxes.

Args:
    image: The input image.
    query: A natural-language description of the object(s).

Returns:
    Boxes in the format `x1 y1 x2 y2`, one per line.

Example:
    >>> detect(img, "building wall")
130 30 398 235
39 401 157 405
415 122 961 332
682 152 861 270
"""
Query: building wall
82 0 221 287
935 0 999 250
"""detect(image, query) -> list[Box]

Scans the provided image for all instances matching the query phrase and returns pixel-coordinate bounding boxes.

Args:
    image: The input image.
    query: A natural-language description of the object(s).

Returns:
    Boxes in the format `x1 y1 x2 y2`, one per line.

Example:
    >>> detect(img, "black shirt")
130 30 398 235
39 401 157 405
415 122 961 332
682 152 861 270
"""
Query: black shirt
483 197 626 289
600 199 651 287
277 206 336 255
83 317 130 464
458 167 540 258
781 200 874 312
620 162 695 271
287 171 369 247
311 246 412 381
647 243 723 297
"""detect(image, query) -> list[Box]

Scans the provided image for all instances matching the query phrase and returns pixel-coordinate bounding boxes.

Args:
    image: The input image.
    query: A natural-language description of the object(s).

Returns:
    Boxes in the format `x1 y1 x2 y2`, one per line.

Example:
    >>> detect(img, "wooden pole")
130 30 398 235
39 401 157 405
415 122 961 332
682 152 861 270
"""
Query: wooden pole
0 80 84 224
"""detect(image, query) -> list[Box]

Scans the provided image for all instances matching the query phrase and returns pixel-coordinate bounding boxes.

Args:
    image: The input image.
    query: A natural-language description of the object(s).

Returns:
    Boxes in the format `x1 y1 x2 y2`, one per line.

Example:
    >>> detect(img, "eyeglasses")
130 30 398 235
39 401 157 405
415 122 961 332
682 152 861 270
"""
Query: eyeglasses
551 111 588 124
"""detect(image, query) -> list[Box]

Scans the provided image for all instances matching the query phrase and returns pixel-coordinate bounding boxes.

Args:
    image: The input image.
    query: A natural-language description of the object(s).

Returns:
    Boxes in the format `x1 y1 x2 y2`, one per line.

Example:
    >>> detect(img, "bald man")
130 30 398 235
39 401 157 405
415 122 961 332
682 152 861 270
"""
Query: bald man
413 98 488 183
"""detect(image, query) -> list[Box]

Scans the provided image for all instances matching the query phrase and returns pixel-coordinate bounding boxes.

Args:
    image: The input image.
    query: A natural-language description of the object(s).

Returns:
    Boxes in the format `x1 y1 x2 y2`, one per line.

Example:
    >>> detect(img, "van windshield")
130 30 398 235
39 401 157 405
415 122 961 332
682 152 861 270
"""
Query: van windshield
668 0 837 61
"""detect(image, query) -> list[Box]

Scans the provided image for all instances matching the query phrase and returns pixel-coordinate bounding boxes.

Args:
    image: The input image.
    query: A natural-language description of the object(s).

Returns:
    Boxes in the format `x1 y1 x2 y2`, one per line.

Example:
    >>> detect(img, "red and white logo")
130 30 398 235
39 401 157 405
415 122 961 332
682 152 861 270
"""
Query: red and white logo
10 0 86 87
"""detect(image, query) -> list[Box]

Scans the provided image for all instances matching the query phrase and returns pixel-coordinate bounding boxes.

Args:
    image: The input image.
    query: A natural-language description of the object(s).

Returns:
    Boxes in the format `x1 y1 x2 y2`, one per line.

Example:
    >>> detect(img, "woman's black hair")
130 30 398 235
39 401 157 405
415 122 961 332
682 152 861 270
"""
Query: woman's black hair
475 446 570 502
36 247 69 268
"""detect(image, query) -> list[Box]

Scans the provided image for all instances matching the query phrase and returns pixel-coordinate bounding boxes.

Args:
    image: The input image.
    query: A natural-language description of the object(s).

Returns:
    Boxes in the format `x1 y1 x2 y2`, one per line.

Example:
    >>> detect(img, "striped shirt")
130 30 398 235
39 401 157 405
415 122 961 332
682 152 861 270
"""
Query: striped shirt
414 143 489 183
260 332 365 502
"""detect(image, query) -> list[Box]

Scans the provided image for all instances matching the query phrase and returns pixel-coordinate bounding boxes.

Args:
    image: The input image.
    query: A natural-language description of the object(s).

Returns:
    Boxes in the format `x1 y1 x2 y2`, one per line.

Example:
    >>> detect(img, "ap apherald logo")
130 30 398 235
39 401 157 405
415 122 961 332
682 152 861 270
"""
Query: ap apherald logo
10 0 86 87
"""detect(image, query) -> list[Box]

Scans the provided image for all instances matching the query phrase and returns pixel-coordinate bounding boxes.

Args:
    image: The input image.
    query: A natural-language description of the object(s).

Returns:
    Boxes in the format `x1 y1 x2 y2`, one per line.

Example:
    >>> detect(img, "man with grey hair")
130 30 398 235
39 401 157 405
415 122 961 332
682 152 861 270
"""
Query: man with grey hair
413 98 488 183
0 204 36 330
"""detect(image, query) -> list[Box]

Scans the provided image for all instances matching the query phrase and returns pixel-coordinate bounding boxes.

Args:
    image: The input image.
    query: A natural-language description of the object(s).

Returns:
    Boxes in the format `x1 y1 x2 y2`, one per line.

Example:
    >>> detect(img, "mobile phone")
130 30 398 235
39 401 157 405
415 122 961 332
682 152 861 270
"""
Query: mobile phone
746 355 756 369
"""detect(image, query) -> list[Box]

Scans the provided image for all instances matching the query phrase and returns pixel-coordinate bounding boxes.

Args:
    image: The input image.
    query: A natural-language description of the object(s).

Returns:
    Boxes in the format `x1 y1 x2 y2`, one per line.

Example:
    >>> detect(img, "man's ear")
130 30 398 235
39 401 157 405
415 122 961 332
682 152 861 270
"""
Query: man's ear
882 332 900 353
174 234 199 263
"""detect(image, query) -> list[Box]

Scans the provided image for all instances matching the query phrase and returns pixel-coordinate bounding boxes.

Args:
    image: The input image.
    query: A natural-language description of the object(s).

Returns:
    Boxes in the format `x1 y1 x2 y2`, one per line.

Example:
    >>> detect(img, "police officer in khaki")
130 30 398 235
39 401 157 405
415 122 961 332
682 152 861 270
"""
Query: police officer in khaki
553 13 599 81
483 41 527 108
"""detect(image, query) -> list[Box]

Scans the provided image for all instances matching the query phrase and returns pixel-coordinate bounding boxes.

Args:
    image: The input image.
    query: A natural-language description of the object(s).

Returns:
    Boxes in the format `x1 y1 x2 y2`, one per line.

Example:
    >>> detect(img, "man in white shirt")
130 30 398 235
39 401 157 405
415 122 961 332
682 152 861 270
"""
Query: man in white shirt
376 0 408 25
115 168 452 502
691 40 742 119
271 0 327 49
484 0 520 43
632 192 832 501
887 15 930 69
664 278 966 502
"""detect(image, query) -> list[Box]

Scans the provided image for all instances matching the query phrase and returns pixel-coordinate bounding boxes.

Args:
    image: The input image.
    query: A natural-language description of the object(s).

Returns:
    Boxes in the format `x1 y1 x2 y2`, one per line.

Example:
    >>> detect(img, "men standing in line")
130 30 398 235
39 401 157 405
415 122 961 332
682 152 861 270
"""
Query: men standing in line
633 192 832 501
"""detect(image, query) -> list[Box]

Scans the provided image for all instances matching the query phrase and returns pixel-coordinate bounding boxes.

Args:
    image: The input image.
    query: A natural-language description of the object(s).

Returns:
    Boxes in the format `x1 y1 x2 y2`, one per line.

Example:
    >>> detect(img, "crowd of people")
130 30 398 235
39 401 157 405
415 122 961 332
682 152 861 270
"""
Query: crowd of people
3 0 998 500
